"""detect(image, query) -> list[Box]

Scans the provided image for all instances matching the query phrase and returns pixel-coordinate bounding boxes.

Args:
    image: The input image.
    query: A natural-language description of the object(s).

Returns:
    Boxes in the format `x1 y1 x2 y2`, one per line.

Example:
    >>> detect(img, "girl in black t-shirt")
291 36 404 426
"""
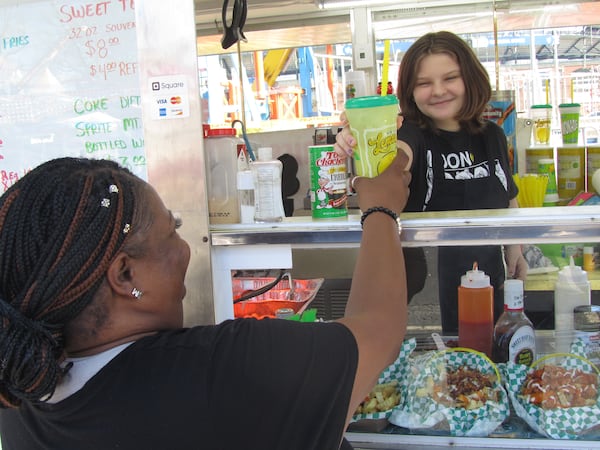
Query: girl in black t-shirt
336 31 528 333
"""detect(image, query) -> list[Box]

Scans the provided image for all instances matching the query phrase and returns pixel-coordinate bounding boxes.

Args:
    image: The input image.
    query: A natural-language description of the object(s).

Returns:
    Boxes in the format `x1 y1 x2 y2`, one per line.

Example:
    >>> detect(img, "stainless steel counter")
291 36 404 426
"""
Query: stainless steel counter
210 205 600 248
345 433 599 449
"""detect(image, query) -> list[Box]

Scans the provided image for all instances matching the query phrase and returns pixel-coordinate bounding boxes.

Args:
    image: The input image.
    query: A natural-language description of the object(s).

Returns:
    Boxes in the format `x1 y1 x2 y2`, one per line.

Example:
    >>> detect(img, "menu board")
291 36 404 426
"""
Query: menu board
0 0 145 193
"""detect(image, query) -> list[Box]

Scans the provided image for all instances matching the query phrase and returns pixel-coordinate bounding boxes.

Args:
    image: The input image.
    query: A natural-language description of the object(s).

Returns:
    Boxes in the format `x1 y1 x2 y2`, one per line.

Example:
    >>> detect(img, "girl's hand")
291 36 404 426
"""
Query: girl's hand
334 112 355 158
334 113 410 167
505 245 528 280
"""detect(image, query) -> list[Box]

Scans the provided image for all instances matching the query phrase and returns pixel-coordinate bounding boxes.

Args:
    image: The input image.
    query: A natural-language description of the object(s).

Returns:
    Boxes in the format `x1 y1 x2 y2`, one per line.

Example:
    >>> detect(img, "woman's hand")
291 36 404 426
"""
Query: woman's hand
339 146 411 427
351 149 411 216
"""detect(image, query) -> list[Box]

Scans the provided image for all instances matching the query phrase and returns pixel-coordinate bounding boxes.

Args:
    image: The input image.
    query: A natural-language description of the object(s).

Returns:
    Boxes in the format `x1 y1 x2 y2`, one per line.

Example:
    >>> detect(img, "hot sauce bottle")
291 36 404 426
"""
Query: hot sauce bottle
458 262 494 357
492 279 536 365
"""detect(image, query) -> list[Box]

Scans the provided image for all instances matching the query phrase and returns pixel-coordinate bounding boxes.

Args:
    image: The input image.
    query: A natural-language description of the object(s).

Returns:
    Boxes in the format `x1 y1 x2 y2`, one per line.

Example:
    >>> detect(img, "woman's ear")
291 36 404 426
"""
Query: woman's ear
105 252 134 297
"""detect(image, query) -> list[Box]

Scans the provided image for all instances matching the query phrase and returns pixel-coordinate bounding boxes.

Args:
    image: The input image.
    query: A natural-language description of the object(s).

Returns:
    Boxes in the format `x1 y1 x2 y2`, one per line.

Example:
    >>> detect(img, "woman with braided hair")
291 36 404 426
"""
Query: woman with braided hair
0 154 411 450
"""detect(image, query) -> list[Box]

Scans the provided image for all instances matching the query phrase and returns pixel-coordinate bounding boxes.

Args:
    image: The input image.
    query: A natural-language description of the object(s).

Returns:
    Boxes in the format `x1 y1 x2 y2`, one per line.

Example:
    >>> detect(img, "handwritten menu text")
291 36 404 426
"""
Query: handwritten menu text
0 0 146 190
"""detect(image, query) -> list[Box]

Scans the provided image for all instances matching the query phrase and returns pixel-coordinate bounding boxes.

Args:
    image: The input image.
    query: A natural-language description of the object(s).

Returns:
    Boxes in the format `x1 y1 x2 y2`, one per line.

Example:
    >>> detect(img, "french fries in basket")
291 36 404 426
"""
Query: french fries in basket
355 380 401 415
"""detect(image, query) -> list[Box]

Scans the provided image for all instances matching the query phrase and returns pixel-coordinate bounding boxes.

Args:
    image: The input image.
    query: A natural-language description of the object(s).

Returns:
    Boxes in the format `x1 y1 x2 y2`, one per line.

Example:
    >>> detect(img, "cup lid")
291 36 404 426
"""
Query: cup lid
531 104 552 109
558 102 580 108
345 95 398 109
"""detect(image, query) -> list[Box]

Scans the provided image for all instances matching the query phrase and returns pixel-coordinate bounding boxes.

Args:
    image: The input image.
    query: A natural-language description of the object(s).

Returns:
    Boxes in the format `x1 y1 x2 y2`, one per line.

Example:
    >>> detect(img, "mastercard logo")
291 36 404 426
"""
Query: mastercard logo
170 96 182 105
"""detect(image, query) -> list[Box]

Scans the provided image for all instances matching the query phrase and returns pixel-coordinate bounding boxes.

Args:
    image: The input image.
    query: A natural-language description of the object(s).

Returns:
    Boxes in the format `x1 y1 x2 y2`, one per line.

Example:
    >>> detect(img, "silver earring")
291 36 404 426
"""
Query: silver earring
131 287 143 299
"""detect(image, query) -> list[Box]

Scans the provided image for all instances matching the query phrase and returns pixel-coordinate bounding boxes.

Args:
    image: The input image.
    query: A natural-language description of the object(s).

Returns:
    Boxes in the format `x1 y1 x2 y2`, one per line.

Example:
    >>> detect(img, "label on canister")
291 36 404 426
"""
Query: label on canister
309 145 348 219
557 146 585 203
483 91 517 174
526 147 554 173
587 146 600 192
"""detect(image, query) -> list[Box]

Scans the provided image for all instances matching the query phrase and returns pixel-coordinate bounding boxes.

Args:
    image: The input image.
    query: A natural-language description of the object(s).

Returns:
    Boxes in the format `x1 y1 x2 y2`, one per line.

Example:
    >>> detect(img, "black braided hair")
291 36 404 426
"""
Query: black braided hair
0 157 144 408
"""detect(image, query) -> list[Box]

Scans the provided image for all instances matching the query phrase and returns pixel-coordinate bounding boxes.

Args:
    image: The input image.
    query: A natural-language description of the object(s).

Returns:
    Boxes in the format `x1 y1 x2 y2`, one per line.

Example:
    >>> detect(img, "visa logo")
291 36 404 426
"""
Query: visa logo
156 98 168 105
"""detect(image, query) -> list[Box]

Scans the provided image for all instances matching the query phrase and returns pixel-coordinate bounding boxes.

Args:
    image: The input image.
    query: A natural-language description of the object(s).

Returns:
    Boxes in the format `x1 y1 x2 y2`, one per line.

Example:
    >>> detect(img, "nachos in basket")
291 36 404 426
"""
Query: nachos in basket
416 366 501 410
389 347 509 437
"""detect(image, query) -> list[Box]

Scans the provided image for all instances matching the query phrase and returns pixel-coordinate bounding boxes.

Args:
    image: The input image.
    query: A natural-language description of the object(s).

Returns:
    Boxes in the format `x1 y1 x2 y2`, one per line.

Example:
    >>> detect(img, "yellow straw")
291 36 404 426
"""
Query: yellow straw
513 174 548 207
570 78 574 103
381 39 390 96
545 79 549 104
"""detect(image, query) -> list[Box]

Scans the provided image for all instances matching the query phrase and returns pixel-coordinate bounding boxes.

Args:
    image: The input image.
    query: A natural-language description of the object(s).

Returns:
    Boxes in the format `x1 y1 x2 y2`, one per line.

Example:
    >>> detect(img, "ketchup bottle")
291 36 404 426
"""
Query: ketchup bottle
458 262 494 357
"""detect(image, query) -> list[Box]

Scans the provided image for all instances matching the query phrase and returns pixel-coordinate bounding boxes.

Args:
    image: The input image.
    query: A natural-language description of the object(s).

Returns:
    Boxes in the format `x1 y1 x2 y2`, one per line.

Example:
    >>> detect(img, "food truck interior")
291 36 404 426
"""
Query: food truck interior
1 1 599 448
190 5 600 443
193 0 600 334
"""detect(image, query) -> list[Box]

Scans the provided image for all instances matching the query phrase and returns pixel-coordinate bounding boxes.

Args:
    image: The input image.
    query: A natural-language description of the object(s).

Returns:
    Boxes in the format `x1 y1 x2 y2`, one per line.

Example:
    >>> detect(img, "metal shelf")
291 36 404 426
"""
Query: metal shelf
210 205 600 247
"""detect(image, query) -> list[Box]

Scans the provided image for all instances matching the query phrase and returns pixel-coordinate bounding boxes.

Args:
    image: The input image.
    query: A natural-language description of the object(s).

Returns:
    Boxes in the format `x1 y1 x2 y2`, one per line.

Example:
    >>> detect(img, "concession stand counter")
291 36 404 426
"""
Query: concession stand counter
3 0 599 448
209 206 600 449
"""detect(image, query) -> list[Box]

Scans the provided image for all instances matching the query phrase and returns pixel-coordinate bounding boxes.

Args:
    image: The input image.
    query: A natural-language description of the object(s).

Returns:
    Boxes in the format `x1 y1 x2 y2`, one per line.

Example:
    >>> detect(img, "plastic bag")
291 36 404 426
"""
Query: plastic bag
500 350 600 439
390 346 509 437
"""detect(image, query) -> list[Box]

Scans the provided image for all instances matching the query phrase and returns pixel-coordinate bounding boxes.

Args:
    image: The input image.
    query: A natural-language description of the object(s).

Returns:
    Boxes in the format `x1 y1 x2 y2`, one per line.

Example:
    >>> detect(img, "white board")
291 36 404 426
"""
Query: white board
0 0 145 192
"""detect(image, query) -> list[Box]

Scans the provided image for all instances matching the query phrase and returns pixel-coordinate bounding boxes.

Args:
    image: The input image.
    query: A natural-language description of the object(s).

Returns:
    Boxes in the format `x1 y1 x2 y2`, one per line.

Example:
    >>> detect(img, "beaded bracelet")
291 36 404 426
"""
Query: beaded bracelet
360 206 400 229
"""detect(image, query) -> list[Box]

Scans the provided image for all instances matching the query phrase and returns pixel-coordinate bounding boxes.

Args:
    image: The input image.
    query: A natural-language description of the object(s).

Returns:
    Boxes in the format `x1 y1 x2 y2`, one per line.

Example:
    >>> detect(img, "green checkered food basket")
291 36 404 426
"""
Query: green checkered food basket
389 347 509 436
500 352 599 439
350 339 416 427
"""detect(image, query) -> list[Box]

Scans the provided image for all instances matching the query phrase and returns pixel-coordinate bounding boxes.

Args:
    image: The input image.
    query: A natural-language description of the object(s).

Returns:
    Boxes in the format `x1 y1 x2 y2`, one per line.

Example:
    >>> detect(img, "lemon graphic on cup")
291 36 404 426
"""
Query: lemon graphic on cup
534 123 550 144
377 151 397 175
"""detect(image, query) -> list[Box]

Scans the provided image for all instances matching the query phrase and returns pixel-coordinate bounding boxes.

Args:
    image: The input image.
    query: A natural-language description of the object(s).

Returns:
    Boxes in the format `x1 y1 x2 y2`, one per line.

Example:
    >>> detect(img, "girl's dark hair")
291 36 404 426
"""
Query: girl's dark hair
0 157 148 407
397 31 492 133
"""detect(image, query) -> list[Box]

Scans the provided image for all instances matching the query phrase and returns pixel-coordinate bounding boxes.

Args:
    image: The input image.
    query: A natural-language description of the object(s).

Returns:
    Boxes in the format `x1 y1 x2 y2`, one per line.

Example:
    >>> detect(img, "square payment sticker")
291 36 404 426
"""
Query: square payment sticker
149 75 190 120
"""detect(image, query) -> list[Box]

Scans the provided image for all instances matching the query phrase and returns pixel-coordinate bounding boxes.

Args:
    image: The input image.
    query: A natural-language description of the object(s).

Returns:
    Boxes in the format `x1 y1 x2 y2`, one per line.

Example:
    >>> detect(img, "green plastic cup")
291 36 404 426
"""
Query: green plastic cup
559 102 580 145
538 158 559 206
345 95 399 177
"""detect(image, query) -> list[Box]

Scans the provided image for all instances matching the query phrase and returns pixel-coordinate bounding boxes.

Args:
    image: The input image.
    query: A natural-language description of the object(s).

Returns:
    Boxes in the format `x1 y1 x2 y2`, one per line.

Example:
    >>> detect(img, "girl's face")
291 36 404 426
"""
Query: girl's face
412 53 465 131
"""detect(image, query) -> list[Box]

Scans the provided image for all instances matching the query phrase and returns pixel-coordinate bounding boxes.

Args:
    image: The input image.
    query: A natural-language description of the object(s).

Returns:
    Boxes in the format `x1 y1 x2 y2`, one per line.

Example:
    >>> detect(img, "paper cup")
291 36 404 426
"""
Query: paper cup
530 104 552 145
537 158 559 206
345 95 399 177
559 103 580 145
